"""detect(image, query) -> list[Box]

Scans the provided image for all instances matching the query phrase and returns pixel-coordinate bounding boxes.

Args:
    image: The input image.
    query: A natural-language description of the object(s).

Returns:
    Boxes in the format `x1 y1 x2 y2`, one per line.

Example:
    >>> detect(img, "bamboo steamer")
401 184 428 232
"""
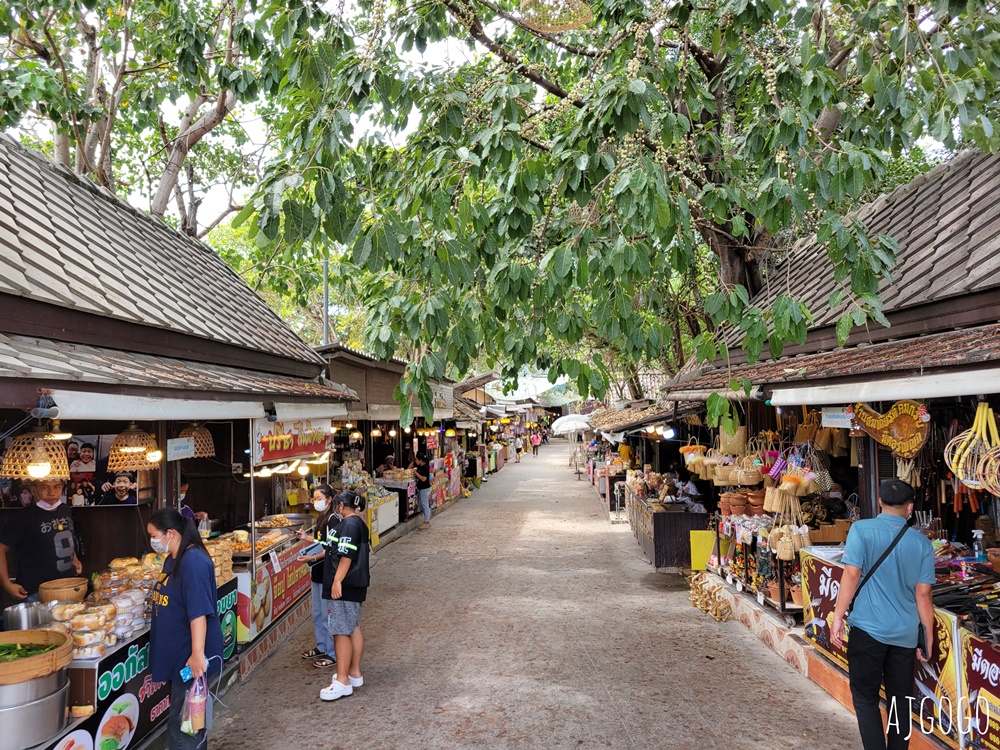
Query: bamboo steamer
37 578 88 603
0 630 72 686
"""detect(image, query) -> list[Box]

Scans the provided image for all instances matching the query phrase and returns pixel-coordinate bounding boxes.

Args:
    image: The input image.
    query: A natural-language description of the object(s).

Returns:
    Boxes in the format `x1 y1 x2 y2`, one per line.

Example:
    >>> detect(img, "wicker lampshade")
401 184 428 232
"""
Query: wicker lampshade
108 423 160 471
178 424 216 458
1 429 71 480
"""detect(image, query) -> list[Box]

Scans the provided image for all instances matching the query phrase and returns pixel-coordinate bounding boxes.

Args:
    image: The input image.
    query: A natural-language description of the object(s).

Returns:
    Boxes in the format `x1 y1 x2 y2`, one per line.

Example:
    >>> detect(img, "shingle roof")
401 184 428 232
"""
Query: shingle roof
671 322 1000 394
720 150 1000 353
0 136 323 366
0 331 355 400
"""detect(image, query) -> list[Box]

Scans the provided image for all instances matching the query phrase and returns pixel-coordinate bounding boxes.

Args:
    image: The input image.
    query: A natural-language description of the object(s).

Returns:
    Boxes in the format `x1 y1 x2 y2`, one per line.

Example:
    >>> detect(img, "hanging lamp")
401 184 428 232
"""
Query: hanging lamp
108 423 161 471
178 423 216 458
0 427 71 480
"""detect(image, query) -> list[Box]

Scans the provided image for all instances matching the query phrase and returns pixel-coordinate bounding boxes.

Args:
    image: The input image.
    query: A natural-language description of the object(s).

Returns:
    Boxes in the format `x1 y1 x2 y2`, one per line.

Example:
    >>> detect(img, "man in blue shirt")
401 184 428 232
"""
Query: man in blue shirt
832 479 935 750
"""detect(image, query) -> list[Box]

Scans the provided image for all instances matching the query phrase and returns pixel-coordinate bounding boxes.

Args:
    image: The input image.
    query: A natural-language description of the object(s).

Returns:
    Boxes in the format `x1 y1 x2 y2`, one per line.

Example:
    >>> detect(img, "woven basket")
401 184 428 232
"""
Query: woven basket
179 424 216 458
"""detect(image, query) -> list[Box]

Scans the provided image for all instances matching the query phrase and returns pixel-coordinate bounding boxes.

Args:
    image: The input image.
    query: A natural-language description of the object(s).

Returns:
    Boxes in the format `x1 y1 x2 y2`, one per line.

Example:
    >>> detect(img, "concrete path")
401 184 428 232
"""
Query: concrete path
211 444 861 750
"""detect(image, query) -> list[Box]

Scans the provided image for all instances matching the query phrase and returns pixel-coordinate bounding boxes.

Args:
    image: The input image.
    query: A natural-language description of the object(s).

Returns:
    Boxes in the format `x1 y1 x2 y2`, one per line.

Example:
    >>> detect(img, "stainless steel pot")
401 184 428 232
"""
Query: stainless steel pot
0 669 66 709
0 680 68 750
3 602 53 631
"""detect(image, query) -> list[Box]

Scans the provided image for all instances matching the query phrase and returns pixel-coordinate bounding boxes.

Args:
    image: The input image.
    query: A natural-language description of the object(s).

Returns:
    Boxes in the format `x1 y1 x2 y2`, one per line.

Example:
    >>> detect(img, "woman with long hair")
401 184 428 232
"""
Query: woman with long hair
320 490 371 701
147 508 224 750
297 483 338 668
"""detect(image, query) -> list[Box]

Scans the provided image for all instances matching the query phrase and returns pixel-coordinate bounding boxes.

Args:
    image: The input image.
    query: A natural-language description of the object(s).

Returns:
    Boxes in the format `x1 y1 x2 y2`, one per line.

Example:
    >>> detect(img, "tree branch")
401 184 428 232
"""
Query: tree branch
470 0 599 57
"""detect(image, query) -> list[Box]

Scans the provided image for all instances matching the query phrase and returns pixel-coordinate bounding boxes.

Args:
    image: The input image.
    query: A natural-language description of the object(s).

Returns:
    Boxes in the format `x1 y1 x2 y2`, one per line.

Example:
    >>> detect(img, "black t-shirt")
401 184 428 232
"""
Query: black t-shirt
0 504 77 595
310 511 338 584
322 514 370 603
414 462 431 490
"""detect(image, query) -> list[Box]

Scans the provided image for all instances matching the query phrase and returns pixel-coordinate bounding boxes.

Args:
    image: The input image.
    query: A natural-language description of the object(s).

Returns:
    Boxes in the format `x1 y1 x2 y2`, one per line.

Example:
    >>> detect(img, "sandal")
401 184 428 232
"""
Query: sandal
300 647 323 660
313 655 337 669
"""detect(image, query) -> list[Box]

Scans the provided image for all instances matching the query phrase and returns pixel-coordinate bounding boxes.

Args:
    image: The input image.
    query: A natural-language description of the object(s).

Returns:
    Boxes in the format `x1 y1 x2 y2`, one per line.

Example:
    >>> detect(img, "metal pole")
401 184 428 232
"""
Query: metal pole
248 420 256 577
322 258 330 346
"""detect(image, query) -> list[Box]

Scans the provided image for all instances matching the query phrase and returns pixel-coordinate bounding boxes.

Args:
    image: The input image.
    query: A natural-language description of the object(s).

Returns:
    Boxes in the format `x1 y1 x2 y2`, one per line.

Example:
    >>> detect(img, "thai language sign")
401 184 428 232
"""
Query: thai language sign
251 419 331 464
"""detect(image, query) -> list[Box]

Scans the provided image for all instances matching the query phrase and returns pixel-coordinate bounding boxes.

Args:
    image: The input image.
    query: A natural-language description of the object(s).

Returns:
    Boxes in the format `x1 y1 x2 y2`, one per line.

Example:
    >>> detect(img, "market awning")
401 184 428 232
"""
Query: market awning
770 365 1000 406
664 322 1000 406
0 332 357 417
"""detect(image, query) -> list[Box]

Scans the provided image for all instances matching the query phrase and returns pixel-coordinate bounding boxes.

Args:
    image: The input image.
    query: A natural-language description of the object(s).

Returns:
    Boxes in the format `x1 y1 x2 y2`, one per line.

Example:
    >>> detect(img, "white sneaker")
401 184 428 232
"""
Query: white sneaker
348 675 363 688
320 680 353 701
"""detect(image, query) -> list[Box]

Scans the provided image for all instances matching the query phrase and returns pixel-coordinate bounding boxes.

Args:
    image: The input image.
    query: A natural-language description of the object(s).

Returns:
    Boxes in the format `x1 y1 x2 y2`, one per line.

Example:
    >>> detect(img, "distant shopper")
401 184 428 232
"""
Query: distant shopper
409 453 432 529
298 484 339 669
0 478 82 602
514 435 524 463
375 455 396 477
147 508 223 750
320 490 370 702
831 479 934 750
530 432 541 456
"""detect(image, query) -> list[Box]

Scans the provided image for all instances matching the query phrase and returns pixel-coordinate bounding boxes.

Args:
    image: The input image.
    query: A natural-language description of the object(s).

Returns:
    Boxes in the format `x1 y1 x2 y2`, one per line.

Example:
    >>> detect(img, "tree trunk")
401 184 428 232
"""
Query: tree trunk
54 134 71 166
702 225 761 294
149 91 235 219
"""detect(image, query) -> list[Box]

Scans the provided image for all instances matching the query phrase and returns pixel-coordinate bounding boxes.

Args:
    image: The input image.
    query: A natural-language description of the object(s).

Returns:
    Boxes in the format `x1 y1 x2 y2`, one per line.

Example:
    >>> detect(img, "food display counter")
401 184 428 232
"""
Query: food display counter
623 485 708 570
374 478 418 522
235 537 312 644
40 579 238 750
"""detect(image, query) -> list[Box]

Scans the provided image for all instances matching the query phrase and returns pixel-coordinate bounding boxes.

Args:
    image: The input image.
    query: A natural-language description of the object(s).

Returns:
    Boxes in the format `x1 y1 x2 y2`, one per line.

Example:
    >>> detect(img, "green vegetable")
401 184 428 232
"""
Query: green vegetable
112 700 130 713
0 643 56 662
99 739 120 750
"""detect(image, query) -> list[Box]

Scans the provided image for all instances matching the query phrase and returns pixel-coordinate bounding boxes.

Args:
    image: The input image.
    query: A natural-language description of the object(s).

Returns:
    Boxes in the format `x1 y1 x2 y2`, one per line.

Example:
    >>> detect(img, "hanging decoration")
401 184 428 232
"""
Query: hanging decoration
847 401 931 459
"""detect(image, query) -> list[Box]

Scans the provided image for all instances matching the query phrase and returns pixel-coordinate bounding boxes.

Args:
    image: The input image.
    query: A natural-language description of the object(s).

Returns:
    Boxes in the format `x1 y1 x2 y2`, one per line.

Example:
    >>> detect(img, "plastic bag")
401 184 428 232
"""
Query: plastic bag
181 675 208 736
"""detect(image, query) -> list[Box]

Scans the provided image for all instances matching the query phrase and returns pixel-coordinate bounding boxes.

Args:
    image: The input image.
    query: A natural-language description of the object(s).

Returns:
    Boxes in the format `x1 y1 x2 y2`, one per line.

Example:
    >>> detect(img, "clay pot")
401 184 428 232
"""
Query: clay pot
729 500 747 515
747 489 765 506
719 498 731 515
766 581 783 601
748 504 764 517
789 586 803 606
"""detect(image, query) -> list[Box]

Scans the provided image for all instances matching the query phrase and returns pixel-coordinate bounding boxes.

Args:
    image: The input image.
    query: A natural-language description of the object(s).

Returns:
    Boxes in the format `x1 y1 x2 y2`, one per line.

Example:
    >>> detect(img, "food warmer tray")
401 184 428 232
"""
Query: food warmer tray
231 528 298 562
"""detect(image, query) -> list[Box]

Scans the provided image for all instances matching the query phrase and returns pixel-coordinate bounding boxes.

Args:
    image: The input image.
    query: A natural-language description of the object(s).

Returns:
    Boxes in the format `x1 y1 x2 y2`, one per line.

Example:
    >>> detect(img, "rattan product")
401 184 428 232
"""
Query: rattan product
179 423 216 458
107 422 161 471
955 403 997 489
0 429 71 479
520 0 593 31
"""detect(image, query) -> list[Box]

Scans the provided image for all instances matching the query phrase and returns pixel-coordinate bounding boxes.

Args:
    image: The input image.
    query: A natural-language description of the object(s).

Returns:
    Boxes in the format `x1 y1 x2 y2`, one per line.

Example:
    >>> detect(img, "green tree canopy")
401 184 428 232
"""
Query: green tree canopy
237 0 999 420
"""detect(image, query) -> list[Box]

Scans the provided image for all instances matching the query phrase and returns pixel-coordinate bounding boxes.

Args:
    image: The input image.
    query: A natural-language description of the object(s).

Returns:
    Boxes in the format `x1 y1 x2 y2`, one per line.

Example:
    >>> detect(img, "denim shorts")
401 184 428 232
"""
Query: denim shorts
326 600 362 635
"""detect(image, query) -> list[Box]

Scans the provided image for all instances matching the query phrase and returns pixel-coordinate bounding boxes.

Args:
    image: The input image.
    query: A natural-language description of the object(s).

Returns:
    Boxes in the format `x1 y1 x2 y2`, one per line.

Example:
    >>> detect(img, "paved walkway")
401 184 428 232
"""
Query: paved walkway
211 444 861 750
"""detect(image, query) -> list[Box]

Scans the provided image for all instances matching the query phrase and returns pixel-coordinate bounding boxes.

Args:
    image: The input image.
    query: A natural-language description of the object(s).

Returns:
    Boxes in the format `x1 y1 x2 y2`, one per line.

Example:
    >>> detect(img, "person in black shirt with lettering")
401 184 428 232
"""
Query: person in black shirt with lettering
0 478 82 602
320 490 370 701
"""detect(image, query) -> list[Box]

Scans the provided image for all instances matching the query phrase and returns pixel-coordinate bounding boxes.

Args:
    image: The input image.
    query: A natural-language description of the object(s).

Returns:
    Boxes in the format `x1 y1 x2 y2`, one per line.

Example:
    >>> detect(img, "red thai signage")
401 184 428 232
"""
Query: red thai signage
237 539 312 643
251 419 331 464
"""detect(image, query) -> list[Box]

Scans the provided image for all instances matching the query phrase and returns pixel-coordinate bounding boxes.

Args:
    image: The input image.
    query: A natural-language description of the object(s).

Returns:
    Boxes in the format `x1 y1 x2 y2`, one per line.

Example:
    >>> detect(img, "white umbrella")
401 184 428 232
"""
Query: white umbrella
550 414 592 434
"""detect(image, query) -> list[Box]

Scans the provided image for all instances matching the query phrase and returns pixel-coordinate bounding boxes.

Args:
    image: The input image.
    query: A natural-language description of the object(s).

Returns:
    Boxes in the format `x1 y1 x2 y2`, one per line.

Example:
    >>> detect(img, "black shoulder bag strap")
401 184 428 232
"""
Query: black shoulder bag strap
847 522 910 615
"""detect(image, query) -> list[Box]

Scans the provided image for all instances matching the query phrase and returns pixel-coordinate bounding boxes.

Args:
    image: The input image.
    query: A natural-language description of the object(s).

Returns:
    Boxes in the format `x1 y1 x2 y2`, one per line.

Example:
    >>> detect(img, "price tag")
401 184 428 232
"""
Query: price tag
726 573 734 585
269 550 281 573
735 580 743 592
757 591 766 606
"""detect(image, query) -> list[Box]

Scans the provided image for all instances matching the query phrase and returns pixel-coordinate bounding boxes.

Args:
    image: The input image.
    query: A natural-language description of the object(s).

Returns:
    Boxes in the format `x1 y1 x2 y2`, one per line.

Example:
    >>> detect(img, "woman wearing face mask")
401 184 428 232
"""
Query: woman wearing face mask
147 509 224 750
297 484 339 669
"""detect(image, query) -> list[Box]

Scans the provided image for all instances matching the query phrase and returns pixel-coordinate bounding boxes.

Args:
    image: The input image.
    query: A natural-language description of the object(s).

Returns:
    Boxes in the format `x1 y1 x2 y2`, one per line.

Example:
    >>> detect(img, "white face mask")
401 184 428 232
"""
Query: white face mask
178 493 186 502
150 533 170 554
37 499 63 511
314 498 329 512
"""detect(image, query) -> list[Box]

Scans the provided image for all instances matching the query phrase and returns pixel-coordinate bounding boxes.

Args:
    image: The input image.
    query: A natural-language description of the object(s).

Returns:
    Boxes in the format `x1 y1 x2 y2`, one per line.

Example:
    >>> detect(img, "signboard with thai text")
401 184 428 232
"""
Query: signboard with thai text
251 419 331 465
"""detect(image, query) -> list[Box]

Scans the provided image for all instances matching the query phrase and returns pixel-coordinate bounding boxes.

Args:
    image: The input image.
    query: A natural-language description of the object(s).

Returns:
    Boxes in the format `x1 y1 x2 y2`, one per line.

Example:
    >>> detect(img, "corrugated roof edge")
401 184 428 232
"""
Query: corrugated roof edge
0 134 324 367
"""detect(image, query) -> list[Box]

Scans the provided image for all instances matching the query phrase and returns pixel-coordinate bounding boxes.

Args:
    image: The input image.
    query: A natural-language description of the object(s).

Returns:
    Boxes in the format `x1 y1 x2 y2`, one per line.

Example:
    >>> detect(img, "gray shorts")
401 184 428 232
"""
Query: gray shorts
326 600 362 636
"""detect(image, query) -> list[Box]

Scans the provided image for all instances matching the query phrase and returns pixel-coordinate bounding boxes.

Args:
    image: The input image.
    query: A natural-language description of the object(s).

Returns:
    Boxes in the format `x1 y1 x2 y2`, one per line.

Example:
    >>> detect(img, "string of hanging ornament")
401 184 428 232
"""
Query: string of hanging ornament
519 0 593 32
